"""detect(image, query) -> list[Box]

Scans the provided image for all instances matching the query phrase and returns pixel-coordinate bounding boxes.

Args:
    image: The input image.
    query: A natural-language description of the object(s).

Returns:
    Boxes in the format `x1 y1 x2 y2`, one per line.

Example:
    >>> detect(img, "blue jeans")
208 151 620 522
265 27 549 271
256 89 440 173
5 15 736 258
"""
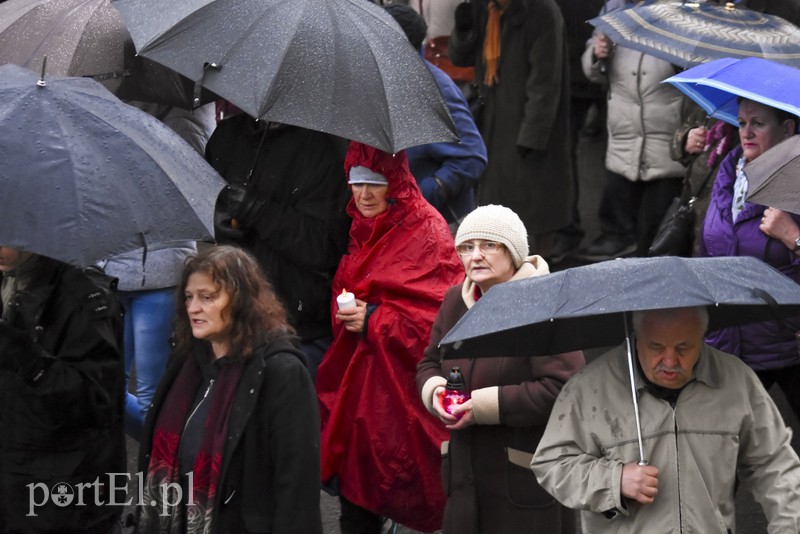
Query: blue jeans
120 288 175 439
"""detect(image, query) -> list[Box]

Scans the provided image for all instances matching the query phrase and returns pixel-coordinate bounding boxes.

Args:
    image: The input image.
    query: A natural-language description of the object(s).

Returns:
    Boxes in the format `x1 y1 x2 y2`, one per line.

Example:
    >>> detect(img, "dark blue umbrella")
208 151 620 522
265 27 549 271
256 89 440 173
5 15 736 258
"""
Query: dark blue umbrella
0 63 225 267
663 57 800 126
590 0 800 69
440 256 800 359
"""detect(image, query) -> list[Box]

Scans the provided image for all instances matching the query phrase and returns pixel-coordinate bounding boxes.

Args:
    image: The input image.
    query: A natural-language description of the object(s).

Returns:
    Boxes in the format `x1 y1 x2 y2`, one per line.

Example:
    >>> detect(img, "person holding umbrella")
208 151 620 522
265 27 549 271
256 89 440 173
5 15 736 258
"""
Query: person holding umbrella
416 204 584 534
316 142 463 533
0 247 126 533
699 98 800 427
532 306 800 532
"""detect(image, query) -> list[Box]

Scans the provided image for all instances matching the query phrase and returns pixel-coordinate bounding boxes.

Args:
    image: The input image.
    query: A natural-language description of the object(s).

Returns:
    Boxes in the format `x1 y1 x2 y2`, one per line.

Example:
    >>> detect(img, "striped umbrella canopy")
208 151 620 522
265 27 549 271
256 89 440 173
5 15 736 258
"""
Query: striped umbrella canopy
590 0 800 69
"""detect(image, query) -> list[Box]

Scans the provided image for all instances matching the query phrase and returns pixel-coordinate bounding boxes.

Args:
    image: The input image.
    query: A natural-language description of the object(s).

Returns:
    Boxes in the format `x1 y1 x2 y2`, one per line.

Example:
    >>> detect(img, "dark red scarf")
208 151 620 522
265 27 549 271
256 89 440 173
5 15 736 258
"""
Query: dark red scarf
139 346 244 533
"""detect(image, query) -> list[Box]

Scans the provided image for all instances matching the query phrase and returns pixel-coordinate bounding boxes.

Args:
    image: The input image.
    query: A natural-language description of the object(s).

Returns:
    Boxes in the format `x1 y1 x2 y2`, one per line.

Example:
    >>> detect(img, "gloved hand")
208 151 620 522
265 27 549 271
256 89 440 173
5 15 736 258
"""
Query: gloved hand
214 186 246 243
419 176 448 211
454 2 474 33
0 321 45 379
224 183 266 228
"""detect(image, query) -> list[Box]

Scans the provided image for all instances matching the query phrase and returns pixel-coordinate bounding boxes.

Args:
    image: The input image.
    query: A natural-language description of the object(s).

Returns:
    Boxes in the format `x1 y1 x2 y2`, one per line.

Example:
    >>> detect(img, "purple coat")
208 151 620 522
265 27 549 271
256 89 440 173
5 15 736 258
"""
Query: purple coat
699 145 800 370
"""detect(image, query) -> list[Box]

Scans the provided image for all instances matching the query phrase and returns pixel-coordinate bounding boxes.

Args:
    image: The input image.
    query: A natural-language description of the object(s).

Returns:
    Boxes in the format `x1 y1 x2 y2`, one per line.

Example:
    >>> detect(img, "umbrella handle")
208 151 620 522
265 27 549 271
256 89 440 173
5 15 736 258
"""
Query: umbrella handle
623 314 647 465
37 56 48 87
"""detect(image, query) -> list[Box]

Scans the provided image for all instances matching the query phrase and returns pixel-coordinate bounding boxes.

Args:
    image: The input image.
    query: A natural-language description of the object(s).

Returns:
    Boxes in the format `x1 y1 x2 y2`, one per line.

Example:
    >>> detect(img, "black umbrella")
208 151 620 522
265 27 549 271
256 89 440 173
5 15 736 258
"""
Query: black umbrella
0 64 225 267
440 256 800 359
0 0 213 108
440 255 800 463
112 0 458 153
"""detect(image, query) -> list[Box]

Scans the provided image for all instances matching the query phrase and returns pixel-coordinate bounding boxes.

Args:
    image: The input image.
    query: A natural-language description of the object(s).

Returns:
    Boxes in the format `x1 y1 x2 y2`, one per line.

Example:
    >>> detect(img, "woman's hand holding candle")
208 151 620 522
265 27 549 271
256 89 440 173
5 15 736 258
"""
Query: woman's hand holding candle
336 289 356 310
336 292 367 333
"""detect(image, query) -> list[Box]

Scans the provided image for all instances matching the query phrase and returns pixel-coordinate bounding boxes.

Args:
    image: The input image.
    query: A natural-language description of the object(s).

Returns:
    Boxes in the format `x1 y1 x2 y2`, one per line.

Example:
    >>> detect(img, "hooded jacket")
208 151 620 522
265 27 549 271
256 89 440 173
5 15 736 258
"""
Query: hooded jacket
316 143 463 532
699 146 800 371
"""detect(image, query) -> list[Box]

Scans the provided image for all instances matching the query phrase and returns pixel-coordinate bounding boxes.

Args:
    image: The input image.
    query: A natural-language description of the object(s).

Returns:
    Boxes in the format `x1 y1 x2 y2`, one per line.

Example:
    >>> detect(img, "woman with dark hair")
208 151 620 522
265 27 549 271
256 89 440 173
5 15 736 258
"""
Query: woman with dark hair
136 245 322 534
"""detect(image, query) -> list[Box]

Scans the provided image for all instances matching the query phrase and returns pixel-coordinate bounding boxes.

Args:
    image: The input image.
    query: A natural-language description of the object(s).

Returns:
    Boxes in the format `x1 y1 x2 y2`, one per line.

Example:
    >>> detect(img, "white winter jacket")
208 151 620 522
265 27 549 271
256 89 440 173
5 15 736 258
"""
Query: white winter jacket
582 42 689 182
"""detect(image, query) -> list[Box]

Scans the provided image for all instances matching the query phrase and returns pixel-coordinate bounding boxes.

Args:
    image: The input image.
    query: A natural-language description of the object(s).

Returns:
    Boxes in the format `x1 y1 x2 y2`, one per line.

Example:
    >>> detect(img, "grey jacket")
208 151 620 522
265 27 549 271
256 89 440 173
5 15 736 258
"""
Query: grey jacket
99 241 196 291
532 343 800 533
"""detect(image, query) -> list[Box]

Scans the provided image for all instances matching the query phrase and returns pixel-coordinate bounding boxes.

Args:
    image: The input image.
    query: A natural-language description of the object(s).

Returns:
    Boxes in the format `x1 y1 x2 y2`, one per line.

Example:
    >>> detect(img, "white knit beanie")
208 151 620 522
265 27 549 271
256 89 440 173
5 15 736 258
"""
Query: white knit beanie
455 205 529 268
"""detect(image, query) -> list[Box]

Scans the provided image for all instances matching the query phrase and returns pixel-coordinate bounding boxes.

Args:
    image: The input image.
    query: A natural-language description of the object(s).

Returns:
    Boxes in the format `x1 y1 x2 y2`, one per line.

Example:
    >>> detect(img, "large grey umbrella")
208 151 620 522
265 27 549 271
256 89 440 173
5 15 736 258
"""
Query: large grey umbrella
745 135 800 215
0 64 225 267
112 0 458 153
439 256 800 464
0 0 212 108
590 0 800 69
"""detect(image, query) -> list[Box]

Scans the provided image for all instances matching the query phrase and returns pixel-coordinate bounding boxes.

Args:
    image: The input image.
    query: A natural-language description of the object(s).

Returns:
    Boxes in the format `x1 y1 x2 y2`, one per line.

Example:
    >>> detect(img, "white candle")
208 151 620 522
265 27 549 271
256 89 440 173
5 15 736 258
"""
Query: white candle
336 289 356 310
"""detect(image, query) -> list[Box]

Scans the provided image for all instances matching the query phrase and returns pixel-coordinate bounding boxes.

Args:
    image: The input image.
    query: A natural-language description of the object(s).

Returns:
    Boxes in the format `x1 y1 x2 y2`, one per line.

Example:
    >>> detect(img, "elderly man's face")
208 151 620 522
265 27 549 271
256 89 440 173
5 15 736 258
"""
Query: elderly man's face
635 308 705 389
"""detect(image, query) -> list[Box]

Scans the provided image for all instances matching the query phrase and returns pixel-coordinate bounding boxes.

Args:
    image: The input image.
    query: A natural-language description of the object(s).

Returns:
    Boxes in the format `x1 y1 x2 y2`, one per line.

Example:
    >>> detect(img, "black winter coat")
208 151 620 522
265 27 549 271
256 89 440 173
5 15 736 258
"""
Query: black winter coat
0 260 125 534
207 118 350 342
137 339 323 534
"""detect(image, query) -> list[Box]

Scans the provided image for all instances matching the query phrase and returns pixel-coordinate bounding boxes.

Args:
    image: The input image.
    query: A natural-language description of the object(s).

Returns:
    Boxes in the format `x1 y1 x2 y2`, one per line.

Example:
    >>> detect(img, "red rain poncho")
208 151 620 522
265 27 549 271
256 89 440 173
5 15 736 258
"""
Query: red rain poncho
317 143 463 531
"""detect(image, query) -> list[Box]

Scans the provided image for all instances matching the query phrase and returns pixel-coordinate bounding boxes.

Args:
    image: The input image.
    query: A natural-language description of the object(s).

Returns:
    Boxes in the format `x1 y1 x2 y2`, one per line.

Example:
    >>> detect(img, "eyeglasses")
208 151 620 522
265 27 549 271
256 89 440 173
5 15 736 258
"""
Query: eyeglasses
456 241 505 256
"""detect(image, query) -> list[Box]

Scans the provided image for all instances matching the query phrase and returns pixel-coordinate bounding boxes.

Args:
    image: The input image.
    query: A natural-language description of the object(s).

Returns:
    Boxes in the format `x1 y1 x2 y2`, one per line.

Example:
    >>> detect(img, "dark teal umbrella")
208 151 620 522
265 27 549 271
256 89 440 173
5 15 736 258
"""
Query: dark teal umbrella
590 0 800 69
0 64 225 267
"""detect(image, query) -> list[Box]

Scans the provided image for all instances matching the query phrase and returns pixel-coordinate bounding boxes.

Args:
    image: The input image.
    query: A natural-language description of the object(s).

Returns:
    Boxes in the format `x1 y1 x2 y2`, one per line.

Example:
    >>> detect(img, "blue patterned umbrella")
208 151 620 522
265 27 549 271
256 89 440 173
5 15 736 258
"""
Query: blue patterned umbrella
590 0 800 69
663 57 800 126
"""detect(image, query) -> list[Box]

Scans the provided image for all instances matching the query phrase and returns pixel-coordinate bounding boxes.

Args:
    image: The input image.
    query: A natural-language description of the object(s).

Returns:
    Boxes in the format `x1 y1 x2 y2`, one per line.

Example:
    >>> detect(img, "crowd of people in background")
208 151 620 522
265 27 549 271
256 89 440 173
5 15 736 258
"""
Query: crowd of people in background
3 0 800 533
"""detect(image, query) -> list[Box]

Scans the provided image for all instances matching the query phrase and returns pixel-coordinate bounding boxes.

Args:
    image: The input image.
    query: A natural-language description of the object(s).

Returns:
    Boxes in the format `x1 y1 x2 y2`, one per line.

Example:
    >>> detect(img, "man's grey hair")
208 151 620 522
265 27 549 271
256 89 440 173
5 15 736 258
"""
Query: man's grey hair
631 306 709 336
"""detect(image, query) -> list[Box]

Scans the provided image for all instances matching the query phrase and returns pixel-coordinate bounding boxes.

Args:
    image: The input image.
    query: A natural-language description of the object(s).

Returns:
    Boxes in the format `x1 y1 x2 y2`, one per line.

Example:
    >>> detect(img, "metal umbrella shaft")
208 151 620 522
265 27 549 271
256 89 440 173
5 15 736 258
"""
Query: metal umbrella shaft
623 313 648 466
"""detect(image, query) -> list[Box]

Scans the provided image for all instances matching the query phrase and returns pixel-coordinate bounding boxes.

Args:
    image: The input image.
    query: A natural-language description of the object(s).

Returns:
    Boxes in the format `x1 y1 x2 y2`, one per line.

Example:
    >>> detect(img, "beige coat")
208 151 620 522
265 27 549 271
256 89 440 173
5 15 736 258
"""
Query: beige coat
532 343 800 533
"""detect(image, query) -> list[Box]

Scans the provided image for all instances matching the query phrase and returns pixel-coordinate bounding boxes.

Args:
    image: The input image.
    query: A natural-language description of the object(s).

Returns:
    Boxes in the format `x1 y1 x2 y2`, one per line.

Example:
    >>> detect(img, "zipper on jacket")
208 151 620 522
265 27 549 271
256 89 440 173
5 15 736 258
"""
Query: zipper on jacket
672 405 684 533
183 378 215 434
636 53 647 181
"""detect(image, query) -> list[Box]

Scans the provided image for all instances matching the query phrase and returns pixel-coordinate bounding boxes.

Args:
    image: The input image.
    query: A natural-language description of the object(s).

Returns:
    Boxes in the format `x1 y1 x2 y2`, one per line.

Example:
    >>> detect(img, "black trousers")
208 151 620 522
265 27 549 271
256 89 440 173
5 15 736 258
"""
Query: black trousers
598 171 682 256
339 496 384 534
